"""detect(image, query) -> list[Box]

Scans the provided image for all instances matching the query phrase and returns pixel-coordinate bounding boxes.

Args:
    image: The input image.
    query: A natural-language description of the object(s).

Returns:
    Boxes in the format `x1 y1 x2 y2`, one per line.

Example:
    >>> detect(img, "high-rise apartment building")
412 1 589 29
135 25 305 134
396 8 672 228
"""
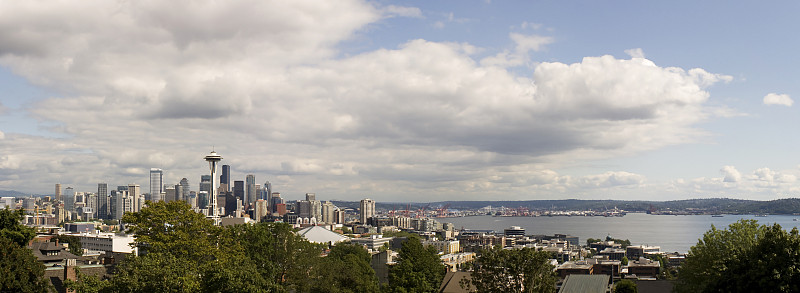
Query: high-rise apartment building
245 174 256 206
360 198 376 224
322 201 337 224
254 199 268 222
150 168 163 200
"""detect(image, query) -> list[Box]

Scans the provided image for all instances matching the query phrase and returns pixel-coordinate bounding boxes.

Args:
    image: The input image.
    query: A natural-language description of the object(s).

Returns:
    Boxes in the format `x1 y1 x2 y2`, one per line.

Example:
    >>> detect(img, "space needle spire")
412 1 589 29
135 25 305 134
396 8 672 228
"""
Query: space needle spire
204 150 222 223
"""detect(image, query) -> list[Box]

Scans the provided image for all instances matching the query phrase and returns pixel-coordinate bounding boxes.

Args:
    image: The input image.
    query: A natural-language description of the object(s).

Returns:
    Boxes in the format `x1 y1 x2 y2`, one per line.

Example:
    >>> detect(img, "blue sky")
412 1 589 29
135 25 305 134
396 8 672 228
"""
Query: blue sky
0 0 799 202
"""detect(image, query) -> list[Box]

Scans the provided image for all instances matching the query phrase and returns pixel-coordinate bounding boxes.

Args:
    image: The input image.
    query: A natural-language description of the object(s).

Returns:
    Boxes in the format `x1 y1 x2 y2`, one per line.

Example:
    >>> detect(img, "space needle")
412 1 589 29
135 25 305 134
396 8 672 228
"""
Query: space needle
204 150 222 223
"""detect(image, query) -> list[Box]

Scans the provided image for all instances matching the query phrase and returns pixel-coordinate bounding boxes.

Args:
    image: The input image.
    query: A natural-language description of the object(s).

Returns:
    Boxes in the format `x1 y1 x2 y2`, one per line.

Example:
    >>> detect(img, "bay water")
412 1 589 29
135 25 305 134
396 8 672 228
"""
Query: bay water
440 213 800 253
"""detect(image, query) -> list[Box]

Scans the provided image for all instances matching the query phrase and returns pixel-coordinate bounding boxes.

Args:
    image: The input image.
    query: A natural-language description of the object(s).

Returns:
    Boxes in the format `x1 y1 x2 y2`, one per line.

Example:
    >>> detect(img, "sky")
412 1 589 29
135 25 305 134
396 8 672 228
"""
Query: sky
1 0 800 202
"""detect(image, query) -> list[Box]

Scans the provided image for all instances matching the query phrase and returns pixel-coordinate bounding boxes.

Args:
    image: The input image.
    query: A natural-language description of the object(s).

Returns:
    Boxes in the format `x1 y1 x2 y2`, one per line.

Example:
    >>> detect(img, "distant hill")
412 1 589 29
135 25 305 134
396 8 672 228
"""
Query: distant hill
0 190 33 197
336 198 800 215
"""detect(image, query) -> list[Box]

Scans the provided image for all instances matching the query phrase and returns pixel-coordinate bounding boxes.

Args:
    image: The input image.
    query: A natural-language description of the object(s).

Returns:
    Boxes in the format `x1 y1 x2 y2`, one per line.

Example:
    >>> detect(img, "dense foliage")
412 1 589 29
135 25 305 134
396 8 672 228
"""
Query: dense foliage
676 219 800 292
461 246 556 293
0 208 36 246
66 201 381 293
52 234 83 256
613 279 637 293
0 208 51 292
387 237 445 293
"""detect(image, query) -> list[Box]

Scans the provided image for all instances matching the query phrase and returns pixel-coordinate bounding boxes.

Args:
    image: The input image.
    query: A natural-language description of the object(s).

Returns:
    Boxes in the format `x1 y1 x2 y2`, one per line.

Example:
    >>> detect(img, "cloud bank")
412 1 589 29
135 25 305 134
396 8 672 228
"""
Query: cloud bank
0 0 751 201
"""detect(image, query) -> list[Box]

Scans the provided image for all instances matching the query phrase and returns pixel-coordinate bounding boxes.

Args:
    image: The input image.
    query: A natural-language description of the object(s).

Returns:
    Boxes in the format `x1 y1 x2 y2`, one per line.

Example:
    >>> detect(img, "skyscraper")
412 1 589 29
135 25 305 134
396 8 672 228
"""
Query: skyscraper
150 168 163 201
322 201 337 224
97 183 108 219
179 178 190 202
221 165 230 191
200 175 211 194
55 183 62 202
263 181 272 201
233 180 244 205
245 174 256 206
64 187 75 212
128 184 141 212
360 198 375 224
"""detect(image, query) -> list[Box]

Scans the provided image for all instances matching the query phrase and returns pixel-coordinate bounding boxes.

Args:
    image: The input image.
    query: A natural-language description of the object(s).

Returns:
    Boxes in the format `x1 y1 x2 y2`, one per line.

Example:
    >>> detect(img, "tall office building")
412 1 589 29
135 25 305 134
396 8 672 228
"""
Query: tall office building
245 174 256 206
233 180 244 202
179 178 190 202
97 183 108 219
360 198 376 224
165 186 177 202
263 181 272 201
64 187 75 212
221 165 231 191
269 192 283 213
150 168 163 201
128 184 141 212
200 175 211 194
55 183 62 202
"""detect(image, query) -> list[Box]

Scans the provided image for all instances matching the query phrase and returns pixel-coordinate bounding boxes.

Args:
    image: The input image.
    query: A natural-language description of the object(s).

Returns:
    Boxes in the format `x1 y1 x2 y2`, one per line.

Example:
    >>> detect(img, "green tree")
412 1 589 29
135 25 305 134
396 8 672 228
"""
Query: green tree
122 200 221 259
224 222 320 292
620 256 628 266
0 208 36 246
65 267 111 293
675 219 765 293
461 246 556 293
310 243 380 293
586 238 602 245
105 201 270 292
613 279 637 293
53 234 83 256
387 237 445 293
0 236 52 293
708 224 800 292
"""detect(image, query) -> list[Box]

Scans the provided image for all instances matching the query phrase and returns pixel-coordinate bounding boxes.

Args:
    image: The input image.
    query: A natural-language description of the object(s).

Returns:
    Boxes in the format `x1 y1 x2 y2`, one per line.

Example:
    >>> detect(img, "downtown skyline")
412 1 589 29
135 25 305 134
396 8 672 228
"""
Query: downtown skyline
1 1 800 202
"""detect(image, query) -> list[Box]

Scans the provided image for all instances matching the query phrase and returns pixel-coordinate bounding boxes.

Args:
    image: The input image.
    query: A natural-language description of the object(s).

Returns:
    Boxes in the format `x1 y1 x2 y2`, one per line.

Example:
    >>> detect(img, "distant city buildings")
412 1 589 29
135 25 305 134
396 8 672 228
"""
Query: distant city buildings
360 198 376 224
149 168 163 202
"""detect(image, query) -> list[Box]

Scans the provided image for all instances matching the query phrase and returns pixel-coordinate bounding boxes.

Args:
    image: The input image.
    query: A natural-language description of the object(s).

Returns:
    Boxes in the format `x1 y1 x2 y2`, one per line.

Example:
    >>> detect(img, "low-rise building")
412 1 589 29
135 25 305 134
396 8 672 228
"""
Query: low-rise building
628 257 660 277
557 261 594 278
424 239 461 254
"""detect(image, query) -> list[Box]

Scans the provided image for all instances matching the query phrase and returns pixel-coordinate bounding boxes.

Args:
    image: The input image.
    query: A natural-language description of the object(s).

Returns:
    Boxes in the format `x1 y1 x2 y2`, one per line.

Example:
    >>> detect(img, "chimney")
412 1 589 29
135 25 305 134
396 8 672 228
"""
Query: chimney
64 258 77 290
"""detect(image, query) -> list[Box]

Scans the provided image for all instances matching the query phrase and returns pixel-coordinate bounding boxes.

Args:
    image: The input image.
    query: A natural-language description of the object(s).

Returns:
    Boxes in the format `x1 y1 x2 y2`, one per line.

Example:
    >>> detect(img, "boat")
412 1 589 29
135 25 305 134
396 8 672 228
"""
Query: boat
711 215 723 217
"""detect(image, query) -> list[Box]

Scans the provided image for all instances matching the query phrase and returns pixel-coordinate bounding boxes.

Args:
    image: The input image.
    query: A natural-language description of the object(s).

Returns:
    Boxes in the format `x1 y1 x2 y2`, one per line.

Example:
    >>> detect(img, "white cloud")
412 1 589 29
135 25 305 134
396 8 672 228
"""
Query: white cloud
625 48 645 58
481 33 553 67
763 93 793 107
382 5 422 18
720 165 741 182
0 1 739 200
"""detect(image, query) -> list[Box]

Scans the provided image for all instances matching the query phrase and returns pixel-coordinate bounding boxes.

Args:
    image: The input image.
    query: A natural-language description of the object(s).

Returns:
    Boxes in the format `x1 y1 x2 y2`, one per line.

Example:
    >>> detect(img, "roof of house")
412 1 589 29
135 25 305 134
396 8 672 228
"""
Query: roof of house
28 241 80 262
559 274 610 293
439 271 475 293
296 226 350 244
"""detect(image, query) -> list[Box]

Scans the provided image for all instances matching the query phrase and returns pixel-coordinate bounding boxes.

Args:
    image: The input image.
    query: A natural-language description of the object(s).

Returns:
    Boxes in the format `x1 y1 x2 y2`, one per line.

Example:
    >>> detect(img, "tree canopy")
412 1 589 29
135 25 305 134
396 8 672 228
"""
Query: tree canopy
0 208 36 246
0 208 50 293
309 243 380 293
387 237 445 293
676 219 800 293
461 246 556 293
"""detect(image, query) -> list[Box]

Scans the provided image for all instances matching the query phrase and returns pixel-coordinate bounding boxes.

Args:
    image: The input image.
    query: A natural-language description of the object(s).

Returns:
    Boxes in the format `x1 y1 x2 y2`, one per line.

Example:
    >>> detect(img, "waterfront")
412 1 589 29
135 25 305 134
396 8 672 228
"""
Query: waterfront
441 213 800 253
